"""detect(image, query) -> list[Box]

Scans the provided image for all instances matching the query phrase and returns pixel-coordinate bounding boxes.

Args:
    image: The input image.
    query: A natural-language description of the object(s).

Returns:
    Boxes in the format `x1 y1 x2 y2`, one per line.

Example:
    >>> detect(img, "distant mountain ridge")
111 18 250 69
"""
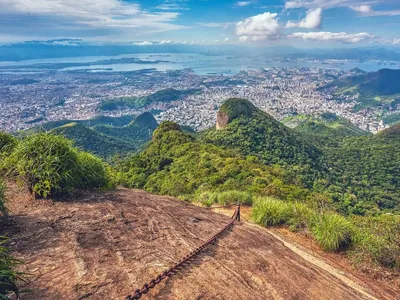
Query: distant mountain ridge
319 68 400 110
283 112 370 146
27 113 158 159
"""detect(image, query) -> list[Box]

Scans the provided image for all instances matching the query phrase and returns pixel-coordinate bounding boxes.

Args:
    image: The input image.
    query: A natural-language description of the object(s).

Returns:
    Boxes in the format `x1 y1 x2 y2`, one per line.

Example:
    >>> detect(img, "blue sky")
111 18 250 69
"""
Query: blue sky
0 0 399 47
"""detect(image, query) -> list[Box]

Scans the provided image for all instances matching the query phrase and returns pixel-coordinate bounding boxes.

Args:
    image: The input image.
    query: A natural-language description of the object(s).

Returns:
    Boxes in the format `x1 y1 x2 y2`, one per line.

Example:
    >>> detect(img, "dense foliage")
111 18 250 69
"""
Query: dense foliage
99 88 202 111
51 123 136 159
284 113 369 144
119 121 313 201
118 98 400 270
320 130 400 215
319 68 400 110
203 99 325 187
0 181 6 216
26 115 135 133
0 237 20 300
0 133 16 159
252 197 399 268
0 133 114 198
29 113 158 160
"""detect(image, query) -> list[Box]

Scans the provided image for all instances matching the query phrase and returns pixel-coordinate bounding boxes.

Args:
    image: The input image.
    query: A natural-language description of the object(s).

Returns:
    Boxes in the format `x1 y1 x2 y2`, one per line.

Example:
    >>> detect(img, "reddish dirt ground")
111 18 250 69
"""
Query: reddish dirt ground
1 186 398 300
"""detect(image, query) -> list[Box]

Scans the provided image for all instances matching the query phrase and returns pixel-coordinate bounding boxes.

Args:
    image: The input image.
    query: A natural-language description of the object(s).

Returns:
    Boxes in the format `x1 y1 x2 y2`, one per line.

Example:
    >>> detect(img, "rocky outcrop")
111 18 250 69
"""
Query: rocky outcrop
216 110 229 130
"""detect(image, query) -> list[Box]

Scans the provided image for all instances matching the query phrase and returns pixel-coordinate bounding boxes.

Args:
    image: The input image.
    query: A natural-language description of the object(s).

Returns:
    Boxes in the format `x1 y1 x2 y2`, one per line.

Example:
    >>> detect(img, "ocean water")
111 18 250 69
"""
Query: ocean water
0 53 398 75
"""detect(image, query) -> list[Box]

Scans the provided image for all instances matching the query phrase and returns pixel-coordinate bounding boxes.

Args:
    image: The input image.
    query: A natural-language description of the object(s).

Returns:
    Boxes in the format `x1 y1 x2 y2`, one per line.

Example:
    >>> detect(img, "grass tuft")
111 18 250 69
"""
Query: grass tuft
311 213 353 252
252 197 291 226
197 190 253 207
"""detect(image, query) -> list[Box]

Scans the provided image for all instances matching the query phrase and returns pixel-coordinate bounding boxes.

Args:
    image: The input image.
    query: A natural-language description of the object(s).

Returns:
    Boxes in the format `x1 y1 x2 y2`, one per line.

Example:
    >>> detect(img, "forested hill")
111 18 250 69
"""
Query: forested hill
202 99 324 174
319 68 400 110
31 112 159 159
1 98 400 296
120 98 400 215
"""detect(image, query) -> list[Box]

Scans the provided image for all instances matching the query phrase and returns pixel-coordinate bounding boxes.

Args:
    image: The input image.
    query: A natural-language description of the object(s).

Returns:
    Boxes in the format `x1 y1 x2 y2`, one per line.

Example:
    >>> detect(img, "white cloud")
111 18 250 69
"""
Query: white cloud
133 41 153 46
225 37 231 42
289 31 373 43
284 1 374 9
197 22 233 29
0 0 186 33
284 1 400 16
156 0 189 11
235 1 256 7
236 12 280 41
285 7 322 29
239 36 248 42
349 5 372 13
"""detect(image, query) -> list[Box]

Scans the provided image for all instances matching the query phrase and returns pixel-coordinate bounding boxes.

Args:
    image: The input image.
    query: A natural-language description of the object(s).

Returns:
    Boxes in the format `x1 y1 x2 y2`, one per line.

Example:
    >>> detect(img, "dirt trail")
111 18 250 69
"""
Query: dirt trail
1 187 398 299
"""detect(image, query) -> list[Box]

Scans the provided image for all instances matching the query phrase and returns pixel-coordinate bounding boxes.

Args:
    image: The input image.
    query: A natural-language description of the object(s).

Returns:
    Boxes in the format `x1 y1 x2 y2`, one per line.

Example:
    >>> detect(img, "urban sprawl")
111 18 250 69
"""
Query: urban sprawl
0 67 394 133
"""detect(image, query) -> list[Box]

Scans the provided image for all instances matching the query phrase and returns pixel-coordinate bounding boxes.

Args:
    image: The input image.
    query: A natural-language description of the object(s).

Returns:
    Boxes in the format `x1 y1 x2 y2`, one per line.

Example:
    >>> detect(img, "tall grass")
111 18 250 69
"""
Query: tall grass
288 202 313 232
252 197 354 252
0 133 17 158
350 214 400 269
197 190 253 207
310 213 353 252
252 197 291 226
252 197 313 229
0 237 20 299
1 133 114 198
0 182 7 216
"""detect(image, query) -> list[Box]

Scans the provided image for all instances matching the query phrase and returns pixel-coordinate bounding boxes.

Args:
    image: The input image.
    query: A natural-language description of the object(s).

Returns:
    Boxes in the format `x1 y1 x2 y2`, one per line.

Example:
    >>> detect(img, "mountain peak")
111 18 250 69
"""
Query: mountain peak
216 98 257 130
131 112 158 129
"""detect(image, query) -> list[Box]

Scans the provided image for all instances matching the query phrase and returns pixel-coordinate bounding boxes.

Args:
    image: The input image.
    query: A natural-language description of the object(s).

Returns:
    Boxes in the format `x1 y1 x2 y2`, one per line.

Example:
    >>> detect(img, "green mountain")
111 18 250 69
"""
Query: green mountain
50 122 136 159
94 112 157 143
319 68 400 110
324 125 400 214
26 115 135 133
119 98 400 215
202 99 325 185
283 112 370 148
98 88 202 111
31 113 158 159
119 121 312 201
284 112 368 137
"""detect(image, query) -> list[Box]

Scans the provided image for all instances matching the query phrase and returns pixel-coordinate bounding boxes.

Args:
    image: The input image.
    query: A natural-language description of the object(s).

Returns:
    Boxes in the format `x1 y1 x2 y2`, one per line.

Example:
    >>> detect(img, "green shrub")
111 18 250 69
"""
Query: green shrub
75 152 115 189
0 237 20 299
0 133 17 159
1 133 113 198
217 190 253 205
197 190 253 207
0 182 7 216
252 197 291 226
351 215 400 268
311 213 353 251
288 202 314 232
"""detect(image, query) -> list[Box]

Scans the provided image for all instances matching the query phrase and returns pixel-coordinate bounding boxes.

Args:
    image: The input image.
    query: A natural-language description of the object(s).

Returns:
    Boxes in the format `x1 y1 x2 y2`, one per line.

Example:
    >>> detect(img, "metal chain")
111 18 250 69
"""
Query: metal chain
125 204 241 300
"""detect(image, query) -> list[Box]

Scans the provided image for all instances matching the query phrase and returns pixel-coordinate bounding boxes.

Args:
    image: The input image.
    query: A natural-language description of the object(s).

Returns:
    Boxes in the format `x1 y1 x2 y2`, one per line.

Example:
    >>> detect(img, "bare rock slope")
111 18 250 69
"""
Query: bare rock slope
1 188 397 299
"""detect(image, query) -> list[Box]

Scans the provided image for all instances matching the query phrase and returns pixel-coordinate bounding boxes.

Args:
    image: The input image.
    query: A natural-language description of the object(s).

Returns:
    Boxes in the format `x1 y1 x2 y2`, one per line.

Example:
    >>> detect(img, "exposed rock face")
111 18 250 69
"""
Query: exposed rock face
216 111 229 130
2 187 396 299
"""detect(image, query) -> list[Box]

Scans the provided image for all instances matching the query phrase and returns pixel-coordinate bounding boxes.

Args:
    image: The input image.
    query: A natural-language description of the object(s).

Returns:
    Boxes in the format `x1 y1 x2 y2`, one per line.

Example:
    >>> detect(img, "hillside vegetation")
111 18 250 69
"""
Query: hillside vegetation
98 88 202 111
1 98 399 298
27 112 158 159
319 68 400 110
119 98 400 271
0 133 115 198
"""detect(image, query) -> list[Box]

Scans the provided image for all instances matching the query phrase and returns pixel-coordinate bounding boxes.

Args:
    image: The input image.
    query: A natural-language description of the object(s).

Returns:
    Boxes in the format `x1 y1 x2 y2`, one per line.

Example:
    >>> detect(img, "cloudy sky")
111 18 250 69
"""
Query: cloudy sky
0 0 399 46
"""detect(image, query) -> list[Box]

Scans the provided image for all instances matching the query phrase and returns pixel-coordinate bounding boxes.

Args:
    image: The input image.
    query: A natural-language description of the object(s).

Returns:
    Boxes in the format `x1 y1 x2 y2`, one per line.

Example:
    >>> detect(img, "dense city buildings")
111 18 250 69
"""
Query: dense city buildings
0 67 394 133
